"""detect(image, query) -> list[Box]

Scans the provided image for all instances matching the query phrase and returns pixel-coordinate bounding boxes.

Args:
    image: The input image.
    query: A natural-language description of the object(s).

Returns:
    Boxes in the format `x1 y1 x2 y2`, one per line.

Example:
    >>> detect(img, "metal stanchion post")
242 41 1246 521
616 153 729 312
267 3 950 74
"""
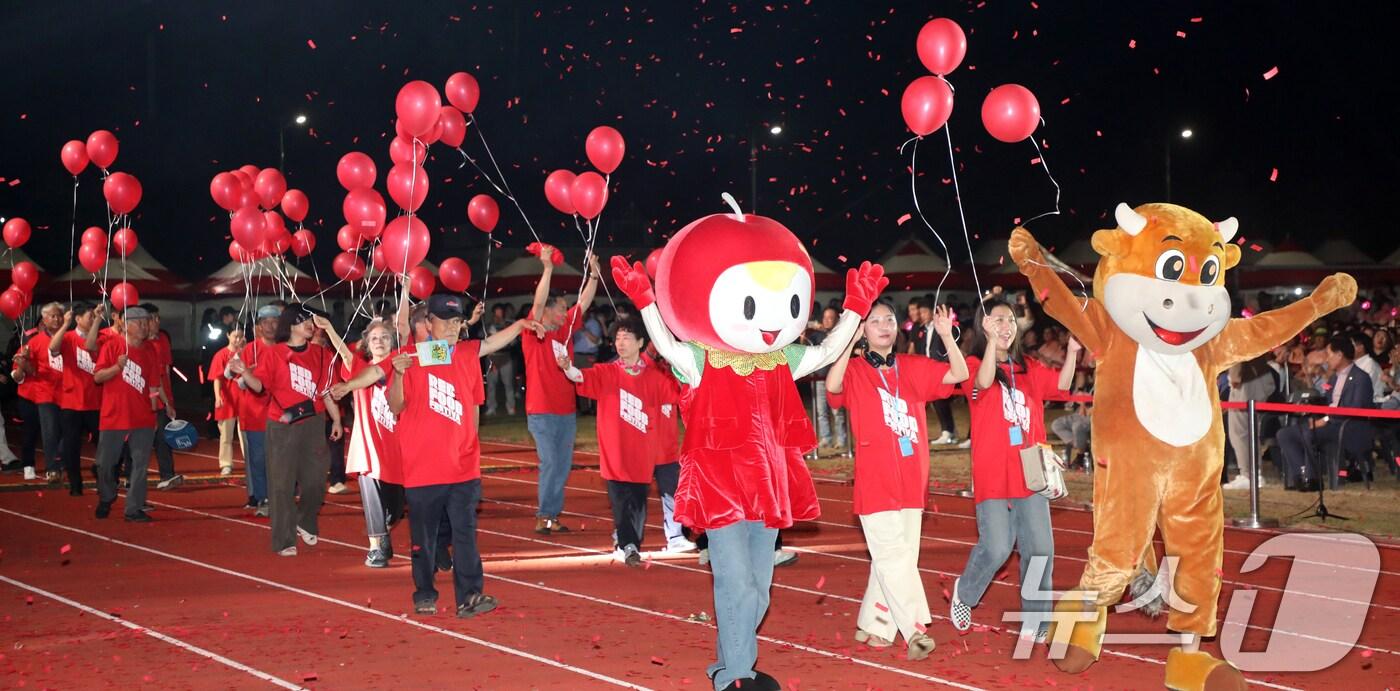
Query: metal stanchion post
807 378 820 461
1233 400 1278 529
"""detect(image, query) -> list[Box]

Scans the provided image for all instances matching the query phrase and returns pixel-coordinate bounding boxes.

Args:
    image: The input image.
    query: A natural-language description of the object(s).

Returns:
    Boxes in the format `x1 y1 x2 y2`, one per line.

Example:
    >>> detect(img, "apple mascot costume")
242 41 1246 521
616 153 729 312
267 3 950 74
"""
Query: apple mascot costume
1009 203 1356 691
611 195 888 691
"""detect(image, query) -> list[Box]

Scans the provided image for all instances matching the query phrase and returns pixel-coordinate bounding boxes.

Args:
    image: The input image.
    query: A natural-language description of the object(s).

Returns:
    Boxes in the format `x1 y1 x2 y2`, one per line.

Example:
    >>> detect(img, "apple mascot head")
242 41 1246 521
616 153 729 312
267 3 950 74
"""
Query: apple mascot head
654 194 815 354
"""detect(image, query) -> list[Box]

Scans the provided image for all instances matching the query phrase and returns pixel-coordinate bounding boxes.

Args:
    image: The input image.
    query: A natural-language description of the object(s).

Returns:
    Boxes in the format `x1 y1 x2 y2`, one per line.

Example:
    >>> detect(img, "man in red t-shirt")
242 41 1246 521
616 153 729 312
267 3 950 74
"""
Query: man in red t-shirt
210 328 246 477
92 307 162 522
141 304 182 490
9 302 65 482
233 305 282 512
560 319 681 565
522 247 601 534
47 302 109 495
339 293 539 617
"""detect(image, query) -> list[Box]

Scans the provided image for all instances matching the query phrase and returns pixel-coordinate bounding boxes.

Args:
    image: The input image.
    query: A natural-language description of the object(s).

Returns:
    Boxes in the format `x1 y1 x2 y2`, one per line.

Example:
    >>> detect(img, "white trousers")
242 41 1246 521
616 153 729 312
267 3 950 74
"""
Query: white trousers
857 508 931 643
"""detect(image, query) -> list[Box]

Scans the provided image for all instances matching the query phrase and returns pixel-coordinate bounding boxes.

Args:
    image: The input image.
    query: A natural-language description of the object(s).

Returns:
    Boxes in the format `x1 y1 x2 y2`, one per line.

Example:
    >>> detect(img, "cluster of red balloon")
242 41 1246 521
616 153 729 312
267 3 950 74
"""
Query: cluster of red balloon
899 18 1041 143
1 217 39 319
210 165 313 264
542 126 623 221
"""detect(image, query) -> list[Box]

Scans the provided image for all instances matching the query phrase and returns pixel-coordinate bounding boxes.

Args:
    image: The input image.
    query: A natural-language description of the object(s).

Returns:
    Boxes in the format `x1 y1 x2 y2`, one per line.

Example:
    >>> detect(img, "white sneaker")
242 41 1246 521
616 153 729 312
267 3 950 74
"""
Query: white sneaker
23 467 37 480
666 538 698 554
697 548 709 566
1221 476 1251 491
773 549 798 567
220 467 233 477
157 474 184 490
955 439 972 450
297 527 318 546
278 546 298 557
949 577 973 631
327 482 348 495
930 431 954 445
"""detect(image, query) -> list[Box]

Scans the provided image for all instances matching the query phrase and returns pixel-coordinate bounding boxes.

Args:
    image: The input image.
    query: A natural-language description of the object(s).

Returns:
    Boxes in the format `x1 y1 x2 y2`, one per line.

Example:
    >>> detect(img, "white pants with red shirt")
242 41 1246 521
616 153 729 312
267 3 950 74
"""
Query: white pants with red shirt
857 508 932 643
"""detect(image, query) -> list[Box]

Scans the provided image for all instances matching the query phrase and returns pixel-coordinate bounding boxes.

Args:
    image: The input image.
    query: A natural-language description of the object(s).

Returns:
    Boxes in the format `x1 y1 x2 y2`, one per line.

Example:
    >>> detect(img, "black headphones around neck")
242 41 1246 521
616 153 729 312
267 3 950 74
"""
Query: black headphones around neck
864 350 896 369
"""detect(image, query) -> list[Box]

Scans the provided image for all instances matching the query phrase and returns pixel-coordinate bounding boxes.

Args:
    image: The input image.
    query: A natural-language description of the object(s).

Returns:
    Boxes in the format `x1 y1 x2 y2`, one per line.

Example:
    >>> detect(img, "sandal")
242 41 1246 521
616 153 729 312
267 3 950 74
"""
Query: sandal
457 593 498 619
853 629 893 648
906 631 936 660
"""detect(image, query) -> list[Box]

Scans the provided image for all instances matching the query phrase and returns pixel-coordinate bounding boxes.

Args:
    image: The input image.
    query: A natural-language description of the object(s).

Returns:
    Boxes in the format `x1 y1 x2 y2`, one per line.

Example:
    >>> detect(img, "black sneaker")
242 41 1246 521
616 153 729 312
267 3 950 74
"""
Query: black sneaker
456 593 497 619
124 511 153 523
95 500 112 519
414 598 438 615
623 545 642 568
365 548 390 568
243 497 258 509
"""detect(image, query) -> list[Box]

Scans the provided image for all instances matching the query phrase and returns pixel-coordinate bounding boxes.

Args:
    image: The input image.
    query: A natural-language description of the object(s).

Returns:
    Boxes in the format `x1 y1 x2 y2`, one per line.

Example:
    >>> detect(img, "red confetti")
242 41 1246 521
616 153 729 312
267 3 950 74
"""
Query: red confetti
302 673 318 682
1269 168 1278 182
1175 30 1187 38
1360 649 1374 658
1128 39 1137 49
897 213 912 226
815 576 826 590
307 39 317 49
59 544 71 555
874 602 889 612
650 656 667 666
1263 66 1279 80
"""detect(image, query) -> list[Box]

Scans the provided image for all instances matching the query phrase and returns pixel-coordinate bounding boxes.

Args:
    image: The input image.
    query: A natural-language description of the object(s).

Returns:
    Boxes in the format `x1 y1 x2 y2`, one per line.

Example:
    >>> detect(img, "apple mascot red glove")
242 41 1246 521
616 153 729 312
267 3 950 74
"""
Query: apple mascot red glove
842 260 889 318
611 255 656 310
527 241 564 266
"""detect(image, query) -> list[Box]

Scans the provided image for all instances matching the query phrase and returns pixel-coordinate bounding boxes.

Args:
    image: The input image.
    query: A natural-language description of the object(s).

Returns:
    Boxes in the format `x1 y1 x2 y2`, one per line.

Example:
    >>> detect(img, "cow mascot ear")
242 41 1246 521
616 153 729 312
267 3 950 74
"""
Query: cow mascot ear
1091 202 1146 259
1216 217 1242 270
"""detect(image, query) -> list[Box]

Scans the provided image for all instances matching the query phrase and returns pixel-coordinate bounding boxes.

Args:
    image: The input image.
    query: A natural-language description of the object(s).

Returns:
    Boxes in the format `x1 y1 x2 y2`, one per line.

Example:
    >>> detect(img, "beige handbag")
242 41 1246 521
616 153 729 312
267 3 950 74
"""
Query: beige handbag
1019 443 1067 500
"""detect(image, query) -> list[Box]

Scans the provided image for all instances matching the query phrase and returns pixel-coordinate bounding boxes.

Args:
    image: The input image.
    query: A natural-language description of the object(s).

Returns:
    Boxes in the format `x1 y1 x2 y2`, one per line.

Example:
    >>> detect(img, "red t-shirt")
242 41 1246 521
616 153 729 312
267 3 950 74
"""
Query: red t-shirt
234 340 274 432
344 357 403 484
209 346 240 421
17 331 59 404
253 342 334 423
57 330 108 411
575 358 681 483
960 356 1061 502
95 337 159 431
149 331 173 391
522 305 583 415
385 340 485 487
828 355 954 515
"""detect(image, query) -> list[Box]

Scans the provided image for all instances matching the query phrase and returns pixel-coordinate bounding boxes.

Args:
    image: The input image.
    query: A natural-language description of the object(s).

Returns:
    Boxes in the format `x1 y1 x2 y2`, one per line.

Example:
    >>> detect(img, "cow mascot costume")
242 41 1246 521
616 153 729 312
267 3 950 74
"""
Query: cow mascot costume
1009 202 1356 690
611 195 888 691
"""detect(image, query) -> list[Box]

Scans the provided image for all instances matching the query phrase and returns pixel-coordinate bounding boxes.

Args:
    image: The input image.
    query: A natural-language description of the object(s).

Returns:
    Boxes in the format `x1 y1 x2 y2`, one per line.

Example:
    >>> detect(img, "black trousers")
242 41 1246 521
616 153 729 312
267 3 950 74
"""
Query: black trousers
61 409 100 493
327 415 347 484
932 398 956 437
606 479 650 551
406 480 483 608
154 410 175 480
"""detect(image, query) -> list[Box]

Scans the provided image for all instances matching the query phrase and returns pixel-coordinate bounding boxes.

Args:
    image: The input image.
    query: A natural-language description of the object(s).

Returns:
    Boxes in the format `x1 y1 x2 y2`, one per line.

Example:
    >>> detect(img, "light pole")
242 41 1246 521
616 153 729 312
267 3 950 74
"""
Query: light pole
749 124 783 214
1165 128 1192 202
279 114 309 171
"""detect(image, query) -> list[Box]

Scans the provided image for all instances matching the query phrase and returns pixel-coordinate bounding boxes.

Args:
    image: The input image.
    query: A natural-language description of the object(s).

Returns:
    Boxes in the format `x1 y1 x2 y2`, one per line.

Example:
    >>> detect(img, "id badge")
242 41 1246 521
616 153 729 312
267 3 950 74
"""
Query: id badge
416 339 452 366
898 436 914 457
551 340 568 359
1008 425 1024 446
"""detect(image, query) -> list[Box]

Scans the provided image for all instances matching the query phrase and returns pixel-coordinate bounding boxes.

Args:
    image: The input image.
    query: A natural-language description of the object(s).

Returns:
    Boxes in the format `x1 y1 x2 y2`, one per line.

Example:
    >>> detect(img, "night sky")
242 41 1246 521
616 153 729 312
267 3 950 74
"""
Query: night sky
2 1 1397 283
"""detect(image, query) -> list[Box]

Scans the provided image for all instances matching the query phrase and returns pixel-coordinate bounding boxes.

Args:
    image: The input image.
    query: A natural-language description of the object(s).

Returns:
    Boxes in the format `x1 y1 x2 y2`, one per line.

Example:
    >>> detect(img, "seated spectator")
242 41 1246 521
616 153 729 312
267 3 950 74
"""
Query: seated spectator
1275 335 1375 491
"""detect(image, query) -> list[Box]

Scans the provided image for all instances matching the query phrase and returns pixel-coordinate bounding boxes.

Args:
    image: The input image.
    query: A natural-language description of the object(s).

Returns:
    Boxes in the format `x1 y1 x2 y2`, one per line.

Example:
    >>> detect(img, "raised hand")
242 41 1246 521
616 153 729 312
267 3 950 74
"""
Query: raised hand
1311 273 1358 313
311 314 333 331
842 261 889 318
610 255 655 309
468 302 486 326
1067 335 1083 353
932 305 955 337
391 352 414 374
538 244 555 267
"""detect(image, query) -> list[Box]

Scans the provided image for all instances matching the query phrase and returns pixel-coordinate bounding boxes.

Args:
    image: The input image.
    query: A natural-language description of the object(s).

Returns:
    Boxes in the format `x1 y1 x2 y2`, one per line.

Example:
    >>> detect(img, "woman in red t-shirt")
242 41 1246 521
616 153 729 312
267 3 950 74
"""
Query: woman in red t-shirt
232 305 343 556
949 296 1077 642
826 301 967 660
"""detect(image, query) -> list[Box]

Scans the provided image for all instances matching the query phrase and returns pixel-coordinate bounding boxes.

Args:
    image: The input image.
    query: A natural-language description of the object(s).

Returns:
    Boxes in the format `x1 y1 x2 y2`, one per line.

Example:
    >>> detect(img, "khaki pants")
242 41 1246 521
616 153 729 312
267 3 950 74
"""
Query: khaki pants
217 418 241 470
857 508 932 643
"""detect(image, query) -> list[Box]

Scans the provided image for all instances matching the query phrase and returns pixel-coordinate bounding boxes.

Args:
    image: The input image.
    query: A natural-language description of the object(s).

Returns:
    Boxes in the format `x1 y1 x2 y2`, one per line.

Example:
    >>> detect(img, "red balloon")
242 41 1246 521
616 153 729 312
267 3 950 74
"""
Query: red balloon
254 168 287 210
438 106 466 148
11 262 39 291
387 163 429 212
543 170 577 215
79 243 107 272
438 257 472 292
644 249 662 279
109 282 140 311
102 172 142 214
585 126 625 174
371 244 387 272
209 172 242 212
394 119 409 141
420 116 444 147
388 136 426 167
336 152 377 190
981 84 1041 143
445 72 480 114
0 287 26 320
2 218 31 249
395 80 443 138
407 266 435 299
570 172 608 220
336 224 363 252
61 140 89 176
332 252 366 281
81 226 105 247
467 194 499 233
342 187 387 238
230 205 268 249
901 76 955 136
916 18 968 76
280 189 309 223
111 227 138 258
264 213 292 254
86 130 118 169
290 229 316 258
238 164 261 181
380 216 431 273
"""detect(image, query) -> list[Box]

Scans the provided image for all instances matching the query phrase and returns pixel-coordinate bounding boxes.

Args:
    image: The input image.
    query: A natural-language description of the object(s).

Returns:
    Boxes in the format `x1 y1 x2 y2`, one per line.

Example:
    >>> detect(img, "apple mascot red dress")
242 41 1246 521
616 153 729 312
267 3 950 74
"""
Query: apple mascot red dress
612 196 888 691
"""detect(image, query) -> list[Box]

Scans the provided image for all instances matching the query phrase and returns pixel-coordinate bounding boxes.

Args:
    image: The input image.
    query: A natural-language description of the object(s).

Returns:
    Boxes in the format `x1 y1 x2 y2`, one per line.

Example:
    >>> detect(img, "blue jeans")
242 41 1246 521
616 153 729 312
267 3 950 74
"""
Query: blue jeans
706 520 778 690
527 414 576 518
812 381 846 446
243 430 268 503
956 494 1055 616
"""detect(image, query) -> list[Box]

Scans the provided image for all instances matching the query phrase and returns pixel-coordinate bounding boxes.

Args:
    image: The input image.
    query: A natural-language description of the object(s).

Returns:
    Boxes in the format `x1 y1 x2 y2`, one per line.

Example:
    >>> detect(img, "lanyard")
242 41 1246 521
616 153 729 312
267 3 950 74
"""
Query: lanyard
874 360 900 400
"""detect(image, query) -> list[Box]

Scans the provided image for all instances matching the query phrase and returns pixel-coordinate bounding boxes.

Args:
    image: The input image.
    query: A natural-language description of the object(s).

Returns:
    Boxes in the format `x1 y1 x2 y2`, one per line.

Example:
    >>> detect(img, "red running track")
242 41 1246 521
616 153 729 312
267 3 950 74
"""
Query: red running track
0 438 1395 689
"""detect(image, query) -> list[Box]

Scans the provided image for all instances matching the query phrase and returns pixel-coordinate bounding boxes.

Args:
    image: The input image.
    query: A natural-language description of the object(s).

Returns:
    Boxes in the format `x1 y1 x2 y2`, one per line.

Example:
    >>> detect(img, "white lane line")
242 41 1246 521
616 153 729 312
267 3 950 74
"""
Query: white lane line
0 574 307 690
0 507 649 690
131 498 989 690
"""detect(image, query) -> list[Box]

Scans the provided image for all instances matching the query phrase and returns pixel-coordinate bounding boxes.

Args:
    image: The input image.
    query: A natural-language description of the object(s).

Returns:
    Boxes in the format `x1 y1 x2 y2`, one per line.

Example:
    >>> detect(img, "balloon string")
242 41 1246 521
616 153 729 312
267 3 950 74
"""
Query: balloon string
481 233 493 302
468 114 543 245
901 135 954 311
68 176 79 304
1019 132 1062 227
941 122 986 308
